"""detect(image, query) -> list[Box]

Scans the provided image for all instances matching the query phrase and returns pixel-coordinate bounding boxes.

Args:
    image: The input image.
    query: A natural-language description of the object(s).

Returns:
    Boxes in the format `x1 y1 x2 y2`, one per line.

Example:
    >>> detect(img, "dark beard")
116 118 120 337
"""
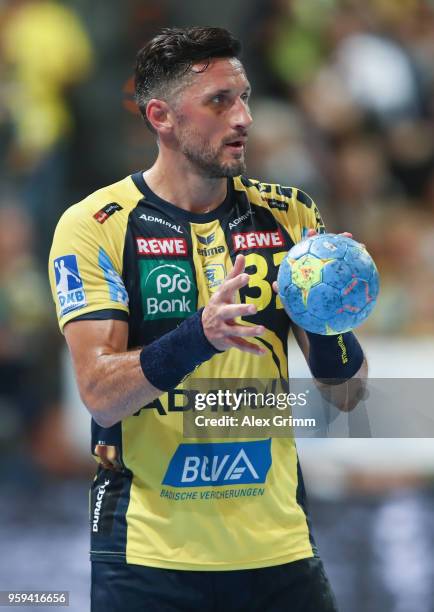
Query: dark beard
177 126 246 178
182 145 246 178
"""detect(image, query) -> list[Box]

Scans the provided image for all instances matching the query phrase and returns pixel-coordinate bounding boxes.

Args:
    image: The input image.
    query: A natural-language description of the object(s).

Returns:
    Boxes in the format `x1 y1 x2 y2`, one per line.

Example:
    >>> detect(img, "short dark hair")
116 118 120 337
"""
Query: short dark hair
135 26 242 132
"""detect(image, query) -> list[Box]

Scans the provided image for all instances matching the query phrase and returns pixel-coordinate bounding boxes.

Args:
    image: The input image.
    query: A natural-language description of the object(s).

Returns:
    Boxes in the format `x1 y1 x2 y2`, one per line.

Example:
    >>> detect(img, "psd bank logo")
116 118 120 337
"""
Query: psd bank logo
139 259 196 320
54 255 87 316
162 440 272 487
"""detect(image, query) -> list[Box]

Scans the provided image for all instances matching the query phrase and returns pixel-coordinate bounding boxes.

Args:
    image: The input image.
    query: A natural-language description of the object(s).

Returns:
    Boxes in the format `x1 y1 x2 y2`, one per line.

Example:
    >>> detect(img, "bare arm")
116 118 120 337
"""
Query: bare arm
65 254 265 428
64 318 161 428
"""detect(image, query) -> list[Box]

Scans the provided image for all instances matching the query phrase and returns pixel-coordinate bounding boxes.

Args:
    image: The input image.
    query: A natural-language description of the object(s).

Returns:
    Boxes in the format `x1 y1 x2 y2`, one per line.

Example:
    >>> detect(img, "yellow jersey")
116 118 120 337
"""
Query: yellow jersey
49 173 325 570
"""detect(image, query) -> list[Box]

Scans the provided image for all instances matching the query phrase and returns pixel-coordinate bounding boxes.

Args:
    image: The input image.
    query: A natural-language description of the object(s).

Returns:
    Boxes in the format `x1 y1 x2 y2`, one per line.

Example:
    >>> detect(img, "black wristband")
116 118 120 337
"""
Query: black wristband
306 331 364 384
139 308 221 391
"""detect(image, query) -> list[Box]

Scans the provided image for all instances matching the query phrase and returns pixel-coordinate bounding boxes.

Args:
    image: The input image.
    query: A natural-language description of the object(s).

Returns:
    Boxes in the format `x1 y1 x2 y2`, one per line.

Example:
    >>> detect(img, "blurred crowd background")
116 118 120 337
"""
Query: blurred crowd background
1 1 434 610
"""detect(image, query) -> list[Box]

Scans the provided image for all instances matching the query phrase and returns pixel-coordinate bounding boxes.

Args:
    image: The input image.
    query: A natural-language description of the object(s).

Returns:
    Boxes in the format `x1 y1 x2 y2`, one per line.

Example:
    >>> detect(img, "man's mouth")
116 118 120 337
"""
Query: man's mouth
225 138 247 152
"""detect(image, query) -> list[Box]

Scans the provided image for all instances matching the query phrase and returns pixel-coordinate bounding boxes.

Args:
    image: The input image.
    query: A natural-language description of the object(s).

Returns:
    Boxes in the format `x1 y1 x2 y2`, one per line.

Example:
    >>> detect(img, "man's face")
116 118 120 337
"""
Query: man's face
170 58 253 178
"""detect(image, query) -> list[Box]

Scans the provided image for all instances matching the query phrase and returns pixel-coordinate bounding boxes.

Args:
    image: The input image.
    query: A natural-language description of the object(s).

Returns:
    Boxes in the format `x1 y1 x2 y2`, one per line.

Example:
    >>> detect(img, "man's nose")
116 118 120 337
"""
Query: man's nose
231 99 253 130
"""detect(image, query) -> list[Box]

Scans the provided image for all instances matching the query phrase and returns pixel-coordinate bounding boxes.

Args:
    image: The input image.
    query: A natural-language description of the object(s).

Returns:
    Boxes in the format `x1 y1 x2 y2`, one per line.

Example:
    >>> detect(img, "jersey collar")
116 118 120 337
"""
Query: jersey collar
130 172 235 223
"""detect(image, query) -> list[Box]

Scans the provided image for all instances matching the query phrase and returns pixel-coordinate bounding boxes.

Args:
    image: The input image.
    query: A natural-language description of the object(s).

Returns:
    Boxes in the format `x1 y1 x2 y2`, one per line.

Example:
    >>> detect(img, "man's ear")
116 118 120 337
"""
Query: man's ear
146 99 174 135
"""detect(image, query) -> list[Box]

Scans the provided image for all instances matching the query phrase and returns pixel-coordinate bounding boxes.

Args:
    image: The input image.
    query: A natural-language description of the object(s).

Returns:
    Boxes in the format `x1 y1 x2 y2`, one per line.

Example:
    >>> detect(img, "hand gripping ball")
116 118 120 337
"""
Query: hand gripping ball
277 233 380 335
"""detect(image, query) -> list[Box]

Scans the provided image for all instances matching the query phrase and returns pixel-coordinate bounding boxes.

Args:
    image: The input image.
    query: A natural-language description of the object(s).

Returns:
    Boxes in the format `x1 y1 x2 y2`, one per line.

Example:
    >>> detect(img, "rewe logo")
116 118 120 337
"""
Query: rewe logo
232 229 284 251
162 440 272 488
136 237 187 256
139 260 196 320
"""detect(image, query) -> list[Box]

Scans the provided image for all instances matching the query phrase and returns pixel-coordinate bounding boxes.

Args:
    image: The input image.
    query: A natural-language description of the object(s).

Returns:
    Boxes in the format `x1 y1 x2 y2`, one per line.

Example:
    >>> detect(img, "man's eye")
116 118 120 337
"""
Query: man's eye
212 95 224 104
241 94 250 103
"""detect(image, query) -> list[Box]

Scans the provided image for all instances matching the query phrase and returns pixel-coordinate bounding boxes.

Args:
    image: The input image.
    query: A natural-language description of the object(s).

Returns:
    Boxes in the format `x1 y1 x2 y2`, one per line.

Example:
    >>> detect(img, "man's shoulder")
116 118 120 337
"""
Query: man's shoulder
234 176 316 211
56 174 143 230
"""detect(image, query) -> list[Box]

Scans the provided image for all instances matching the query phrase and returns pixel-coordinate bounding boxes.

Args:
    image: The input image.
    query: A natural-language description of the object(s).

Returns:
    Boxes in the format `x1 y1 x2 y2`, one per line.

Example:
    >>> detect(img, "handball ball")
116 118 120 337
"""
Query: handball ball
277 233 379 335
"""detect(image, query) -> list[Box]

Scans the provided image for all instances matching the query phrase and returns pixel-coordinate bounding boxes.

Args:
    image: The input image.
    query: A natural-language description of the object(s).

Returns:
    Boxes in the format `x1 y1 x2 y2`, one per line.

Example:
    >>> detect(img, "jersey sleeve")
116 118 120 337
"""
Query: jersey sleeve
235 178 326 247
292 188 326 239
48 201 129 332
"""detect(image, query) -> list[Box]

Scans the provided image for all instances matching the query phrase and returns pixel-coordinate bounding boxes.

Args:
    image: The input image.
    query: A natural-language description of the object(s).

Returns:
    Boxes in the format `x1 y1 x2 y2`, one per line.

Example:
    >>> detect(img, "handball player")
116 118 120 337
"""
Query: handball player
49 26 367 611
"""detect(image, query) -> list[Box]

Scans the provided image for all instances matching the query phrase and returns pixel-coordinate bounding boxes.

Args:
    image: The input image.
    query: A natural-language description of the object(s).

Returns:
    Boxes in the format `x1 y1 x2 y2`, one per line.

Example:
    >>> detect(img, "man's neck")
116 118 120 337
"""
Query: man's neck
143 156 228 214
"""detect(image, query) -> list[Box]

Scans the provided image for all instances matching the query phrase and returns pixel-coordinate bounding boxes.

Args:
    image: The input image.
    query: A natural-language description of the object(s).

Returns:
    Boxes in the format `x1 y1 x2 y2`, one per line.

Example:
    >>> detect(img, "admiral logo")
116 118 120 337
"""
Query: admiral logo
139 213 182 234
162 440 272 487
228 210 253 230
93 203 123 224
197 233 215 245
197 245 225 257
233 229 284 251
139 260 196 320
137 237 187 256
54 255 87 316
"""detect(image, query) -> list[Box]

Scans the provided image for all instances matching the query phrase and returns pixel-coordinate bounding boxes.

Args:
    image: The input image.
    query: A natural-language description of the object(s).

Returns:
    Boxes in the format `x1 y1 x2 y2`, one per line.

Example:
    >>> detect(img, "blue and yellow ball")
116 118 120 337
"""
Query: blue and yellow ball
277 233 379 335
